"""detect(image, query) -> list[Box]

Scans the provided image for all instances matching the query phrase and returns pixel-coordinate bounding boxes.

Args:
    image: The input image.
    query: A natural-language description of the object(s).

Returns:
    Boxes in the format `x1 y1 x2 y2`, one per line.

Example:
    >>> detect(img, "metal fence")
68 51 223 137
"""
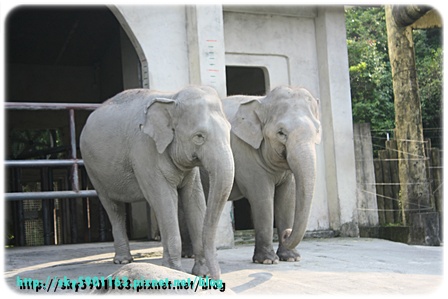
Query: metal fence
5 102 113 246
5 102 101 200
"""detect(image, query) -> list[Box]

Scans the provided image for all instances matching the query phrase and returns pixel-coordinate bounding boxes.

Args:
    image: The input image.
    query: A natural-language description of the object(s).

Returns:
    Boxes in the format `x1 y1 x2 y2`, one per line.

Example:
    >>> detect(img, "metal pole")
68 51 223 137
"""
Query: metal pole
81 167 91 242
99 203 107 242
41 167 53 245
12 168 26 246
5 160 85 167
5 102 101 110
69 109 79 192
69 108 79 244
5 190 98 201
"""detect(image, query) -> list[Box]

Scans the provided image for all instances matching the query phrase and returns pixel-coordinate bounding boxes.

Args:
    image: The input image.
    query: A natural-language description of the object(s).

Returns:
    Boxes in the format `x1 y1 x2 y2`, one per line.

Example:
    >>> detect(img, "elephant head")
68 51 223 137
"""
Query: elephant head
231 86 321 250
141 86 234 279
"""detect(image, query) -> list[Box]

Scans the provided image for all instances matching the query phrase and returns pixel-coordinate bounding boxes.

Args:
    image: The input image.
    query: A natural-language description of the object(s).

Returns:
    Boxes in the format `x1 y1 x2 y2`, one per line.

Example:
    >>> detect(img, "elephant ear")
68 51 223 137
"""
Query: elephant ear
141 97 176 154
231 98 263 149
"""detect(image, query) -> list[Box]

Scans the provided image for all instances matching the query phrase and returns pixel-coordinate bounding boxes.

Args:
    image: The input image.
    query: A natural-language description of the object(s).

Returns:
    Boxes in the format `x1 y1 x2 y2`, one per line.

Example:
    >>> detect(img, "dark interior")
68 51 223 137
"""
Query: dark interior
6 6 119 67
225 66 267 230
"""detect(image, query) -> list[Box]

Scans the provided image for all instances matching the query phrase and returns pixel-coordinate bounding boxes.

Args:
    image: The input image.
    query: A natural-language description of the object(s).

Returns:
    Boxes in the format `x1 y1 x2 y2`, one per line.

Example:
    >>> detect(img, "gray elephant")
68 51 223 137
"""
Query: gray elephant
223 86 321 264
79 86 234 280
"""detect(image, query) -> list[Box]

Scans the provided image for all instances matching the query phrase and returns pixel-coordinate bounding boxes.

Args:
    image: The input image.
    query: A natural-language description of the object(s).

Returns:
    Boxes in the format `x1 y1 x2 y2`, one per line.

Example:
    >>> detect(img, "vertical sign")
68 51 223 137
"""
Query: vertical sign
205 39 219 85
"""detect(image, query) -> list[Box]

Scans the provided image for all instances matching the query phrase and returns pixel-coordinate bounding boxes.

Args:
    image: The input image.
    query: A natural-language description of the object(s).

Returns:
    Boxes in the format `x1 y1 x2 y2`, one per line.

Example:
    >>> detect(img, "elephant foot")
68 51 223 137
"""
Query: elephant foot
191 259 209 277
182 244 195 258
162 260 185 273
276 245 301 262
252 248 279 264
113 254 133 264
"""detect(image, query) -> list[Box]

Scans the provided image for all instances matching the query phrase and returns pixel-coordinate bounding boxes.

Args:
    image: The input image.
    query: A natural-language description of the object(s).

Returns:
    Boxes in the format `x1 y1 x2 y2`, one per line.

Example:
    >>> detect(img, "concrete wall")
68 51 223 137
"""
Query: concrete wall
222 6 359 235
113 5 359 237
224 9 329 230
315 7 359 236
112 5 190 91
223 9 320 92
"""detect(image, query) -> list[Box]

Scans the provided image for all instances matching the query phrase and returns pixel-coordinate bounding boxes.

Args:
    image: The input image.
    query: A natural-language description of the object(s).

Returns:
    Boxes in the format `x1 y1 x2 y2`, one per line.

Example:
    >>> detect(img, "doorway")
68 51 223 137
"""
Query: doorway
226 66 267 97
5 5 142 246
225 66 267 230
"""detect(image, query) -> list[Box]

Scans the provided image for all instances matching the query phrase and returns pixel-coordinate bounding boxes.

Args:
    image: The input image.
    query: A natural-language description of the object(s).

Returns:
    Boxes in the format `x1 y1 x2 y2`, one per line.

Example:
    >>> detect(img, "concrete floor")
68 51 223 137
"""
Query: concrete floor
3 237 445 295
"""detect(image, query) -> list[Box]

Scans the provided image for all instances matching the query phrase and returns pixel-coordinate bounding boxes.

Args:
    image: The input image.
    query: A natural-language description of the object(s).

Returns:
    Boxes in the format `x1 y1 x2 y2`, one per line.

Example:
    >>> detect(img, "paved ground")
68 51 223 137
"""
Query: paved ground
3 237 445 295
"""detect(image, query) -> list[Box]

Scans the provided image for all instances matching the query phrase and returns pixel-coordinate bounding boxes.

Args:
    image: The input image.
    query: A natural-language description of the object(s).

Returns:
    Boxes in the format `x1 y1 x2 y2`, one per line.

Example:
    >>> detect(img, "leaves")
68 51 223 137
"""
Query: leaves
346 6 394 132
414 29 443 131
345 6 442 148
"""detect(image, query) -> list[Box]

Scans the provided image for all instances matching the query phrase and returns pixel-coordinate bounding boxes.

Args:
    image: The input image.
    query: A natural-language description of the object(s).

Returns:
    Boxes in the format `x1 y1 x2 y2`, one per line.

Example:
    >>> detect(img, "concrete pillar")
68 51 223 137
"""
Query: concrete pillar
186 5 227 98
186 5 234 249
315 6 359 237
353 123 379 227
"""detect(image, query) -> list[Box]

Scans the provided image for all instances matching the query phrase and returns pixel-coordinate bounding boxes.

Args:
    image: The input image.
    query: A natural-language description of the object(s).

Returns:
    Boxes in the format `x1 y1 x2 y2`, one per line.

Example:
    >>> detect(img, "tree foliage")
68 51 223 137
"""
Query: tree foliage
414 29 443 132
346 7 394 133
345 6 443 148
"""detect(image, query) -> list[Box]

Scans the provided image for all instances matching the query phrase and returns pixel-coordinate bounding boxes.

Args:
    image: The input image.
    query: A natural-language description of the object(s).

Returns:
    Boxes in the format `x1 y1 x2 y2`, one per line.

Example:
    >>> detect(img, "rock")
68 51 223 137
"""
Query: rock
90 263 233 295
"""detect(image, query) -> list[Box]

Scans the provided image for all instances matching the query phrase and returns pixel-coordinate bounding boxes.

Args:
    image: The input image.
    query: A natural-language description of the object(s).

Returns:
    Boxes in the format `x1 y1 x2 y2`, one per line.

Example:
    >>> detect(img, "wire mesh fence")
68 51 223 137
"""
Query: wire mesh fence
354 123 443 227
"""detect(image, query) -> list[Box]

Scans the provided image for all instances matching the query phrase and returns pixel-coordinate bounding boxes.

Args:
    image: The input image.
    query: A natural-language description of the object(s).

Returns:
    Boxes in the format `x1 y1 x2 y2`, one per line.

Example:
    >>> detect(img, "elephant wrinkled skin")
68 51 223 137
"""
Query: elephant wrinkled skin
80 86 234 280
223 86 321 264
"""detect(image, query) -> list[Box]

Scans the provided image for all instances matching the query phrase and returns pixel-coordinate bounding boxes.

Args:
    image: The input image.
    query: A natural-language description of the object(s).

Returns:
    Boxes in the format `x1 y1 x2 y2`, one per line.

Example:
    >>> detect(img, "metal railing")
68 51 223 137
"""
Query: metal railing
5 102 101 201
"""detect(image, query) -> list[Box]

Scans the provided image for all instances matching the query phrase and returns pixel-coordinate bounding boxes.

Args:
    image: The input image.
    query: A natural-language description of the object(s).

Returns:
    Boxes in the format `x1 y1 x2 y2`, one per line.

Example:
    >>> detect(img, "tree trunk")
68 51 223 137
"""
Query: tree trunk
385 5 439 245
391 5 431 27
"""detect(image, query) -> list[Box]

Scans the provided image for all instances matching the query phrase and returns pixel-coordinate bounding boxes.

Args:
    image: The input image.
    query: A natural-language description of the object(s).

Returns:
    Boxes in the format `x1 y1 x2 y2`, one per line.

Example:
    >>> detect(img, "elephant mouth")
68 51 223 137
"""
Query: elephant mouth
275 147 287 160
189 153 202 167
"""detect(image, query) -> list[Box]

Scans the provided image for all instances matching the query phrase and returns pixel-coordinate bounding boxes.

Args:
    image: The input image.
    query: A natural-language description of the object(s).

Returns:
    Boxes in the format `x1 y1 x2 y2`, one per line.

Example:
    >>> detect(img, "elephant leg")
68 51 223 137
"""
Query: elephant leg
99 196 132 264
133 168 184 272
245 179 277 264
178 169 208 276
274 174 301 262
150 189 183 271
152 189 183 271
178 202 194 258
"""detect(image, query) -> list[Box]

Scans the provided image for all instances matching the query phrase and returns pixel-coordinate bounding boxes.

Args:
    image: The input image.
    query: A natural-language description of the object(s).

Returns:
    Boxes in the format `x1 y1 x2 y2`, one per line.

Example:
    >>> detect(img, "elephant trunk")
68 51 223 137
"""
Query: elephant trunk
200 143 234 280
281 140 317 250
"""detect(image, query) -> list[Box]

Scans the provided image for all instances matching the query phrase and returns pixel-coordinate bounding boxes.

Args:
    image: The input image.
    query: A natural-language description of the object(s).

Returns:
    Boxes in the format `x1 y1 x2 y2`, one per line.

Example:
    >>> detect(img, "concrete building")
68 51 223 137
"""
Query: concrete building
5 5 360 248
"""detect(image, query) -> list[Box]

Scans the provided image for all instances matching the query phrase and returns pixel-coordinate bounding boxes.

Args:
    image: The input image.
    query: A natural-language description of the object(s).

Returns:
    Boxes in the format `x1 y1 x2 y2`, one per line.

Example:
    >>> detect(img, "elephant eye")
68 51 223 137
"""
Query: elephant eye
277 129 287 138
193 133 206 145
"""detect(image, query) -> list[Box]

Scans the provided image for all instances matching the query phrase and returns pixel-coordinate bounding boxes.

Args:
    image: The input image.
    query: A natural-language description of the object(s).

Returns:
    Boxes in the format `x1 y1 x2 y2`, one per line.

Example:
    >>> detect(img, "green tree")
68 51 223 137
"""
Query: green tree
345 7 394 134
345 6 394 154
414 28 443 148
345 6 443 150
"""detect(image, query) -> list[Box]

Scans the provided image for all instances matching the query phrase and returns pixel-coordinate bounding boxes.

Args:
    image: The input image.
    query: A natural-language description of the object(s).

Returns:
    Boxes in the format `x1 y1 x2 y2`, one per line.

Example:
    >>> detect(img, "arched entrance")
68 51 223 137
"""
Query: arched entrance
5 5 146 246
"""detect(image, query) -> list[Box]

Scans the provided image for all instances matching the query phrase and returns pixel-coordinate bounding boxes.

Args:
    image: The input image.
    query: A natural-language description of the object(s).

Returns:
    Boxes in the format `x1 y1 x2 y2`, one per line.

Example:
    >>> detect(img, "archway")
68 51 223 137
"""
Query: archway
5 5 144 246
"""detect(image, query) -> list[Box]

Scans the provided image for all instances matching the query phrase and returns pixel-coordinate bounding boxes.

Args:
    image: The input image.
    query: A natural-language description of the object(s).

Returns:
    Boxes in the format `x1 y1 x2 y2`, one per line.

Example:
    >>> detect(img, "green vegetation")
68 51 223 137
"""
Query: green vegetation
8 129 65 159
345 6 443 150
